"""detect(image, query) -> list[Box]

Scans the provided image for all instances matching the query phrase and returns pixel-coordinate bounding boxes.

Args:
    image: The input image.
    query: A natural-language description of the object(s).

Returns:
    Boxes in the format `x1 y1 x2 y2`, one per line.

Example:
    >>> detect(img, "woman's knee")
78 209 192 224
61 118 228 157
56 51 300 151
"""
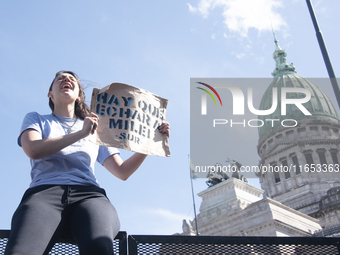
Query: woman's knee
78 237 114 255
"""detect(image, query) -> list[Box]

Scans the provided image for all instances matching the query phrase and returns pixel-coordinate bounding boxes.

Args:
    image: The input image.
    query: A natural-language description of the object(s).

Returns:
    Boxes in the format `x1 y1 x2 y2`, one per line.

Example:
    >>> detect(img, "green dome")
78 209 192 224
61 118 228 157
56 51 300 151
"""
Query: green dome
258 37 340 142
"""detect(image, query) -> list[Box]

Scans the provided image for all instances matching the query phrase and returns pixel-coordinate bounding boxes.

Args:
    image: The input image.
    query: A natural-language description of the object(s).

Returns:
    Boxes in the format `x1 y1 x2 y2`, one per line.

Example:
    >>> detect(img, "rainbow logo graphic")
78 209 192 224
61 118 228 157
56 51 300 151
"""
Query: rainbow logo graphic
196 82 223 106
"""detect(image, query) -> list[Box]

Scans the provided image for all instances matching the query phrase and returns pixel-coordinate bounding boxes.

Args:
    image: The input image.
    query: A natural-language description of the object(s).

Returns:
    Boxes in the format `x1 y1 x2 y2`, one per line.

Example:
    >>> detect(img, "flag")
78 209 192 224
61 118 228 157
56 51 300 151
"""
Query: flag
189 155 198 179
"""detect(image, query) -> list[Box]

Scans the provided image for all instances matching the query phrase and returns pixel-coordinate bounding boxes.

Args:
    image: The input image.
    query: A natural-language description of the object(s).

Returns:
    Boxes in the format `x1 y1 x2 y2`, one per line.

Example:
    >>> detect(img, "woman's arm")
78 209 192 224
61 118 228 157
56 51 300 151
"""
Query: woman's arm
21 129 87 160
21 113 99 160
103 153 147 181
103 122 170 181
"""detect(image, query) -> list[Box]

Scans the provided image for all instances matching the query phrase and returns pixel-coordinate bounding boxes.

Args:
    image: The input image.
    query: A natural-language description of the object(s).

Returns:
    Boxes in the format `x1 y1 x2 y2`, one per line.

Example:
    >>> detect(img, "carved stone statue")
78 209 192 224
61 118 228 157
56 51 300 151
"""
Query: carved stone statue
216 163 230 180
227 159 248 183
206 169 223 187
206 159 248 187
182 219 194 235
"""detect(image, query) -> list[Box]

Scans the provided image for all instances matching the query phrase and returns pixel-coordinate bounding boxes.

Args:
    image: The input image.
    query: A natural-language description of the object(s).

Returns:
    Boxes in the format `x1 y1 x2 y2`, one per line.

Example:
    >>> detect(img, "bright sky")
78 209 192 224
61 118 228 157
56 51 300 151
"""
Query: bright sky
1 0 339 235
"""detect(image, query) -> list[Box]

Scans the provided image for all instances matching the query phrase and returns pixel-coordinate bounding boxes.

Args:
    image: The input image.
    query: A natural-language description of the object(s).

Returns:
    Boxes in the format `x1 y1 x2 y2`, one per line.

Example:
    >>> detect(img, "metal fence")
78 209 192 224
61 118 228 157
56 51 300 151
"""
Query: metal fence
128 235 340 255
1 230 340 254
0 230 127 255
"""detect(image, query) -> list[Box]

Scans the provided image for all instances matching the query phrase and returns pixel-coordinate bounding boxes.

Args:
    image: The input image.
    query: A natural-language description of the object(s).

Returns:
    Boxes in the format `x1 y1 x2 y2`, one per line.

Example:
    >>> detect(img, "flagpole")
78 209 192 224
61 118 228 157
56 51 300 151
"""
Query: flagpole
306 0 340 109
188 155 199 235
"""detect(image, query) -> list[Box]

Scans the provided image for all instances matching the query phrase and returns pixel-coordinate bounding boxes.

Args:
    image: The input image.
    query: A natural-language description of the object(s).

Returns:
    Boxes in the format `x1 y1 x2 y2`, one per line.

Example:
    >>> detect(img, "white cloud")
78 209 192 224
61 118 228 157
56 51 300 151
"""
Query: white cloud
139 208 190 234
120 206 192 235
146 208 189 222
232 52 246 59
314 0 328 14
188 0 287 37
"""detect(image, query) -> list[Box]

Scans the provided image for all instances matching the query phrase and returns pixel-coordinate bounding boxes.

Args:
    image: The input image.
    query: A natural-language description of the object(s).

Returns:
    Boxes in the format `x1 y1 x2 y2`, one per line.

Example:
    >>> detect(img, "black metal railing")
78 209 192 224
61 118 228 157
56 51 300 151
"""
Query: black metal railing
0 230 127 255
1 230 340 254
128 235 340 255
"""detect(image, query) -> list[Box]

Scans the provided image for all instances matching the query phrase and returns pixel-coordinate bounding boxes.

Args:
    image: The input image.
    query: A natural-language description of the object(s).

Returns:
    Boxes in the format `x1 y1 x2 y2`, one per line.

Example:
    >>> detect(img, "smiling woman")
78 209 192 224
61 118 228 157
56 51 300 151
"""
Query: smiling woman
4 70 170 255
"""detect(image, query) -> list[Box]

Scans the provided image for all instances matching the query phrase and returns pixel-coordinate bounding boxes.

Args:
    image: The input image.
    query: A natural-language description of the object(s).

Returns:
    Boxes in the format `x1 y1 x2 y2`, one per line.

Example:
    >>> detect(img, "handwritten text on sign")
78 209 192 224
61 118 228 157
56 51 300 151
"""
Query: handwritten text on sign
90 83 170 157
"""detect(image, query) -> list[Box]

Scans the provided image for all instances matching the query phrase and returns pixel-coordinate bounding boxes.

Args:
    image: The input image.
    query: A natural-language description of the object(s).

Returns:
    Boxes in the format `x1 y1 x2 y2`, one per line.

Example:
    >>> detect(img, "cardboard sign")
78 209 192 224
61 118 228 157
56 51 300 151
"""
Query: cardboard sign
90 83 171 157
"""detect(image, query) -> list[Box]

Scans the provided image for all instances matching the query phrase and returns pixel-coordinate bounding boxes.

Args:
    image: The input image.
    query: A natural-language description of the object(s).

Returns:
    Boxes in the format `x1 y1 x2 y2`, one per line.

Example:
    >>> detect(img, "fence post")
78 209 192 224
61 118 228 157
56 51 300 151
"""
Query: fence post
128 235 138 255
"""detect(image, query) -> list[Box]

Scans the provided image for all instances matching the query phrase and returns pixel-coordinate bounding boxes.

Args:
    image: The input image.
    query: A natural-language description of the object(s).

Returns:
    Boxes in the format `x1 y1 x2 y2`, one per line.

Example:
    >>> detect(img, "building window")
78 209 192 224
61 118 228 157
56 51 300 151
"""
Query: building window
292 155 301 175
281 160 291 179
318 151 328 171
331 151 339 165
271 163 280 183
305 152 314 171
274 171 281 183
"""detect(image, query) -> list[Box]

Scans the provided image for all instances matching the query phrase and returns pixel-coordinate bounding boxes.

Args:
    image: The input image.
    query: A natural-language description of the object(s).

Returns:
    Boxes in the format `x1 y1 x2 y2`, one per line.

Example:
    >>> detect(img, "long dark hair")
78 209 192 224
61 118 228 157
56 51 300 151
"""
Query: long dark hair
48 71 90 120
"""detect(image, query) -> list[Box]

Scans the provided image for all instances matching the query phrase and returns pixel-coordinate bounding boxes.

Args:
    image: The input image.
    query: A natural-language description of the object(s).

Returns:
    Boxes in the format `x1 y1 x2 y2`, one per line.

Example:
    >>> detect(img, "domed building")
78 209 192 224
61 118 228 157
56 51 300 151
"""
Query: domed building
180 35 340 237
257 34 340 231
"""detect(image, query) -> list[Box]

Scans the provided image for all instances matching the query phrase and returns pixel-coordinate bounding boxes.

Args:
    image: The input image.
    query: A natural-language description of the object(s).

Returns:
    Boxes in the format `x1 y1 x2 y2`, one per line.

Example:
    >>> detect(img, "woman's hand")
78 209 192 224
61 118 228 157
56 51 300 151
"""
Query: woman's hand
158 122 170 138
21 112 99 160
82 112 99 135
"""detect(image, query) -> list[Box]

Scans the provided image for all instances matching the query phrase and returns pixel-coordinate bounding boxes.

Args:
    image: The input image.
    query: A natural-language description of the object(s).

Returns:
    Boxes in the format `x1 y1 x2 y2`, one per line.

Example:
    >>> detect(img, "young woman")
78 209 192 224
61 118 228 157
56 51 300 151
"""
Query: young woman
5 71 170 255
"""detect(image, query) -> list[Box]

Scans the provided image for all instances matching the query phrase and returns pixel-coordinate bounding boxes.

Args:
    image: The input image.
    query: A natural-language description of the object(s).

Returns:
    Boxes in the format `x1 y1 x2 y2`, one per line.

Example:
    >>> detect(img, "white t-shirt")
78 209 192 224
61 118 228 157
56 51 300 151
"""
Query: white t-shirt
18 112 120 188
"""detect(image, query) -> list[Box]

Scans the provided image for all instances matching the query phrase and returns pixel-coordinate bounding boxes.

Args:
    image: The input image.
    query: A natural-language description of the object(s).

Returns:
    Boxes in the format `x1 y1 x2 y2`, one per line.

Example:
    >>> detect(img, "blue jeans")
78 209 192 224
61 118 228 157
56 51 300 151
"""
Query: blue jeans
5 185 120 255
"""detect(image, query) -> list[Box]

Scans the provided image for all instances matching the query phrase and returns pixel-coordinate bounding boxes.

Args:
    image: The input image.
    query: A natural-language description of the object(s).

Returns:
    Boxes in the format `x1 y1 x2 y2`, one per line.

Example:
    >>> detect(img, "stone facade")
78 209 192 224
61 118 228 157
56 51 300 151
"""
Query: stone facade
257 121 340 223
312 187 340 229
186 178 321 236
